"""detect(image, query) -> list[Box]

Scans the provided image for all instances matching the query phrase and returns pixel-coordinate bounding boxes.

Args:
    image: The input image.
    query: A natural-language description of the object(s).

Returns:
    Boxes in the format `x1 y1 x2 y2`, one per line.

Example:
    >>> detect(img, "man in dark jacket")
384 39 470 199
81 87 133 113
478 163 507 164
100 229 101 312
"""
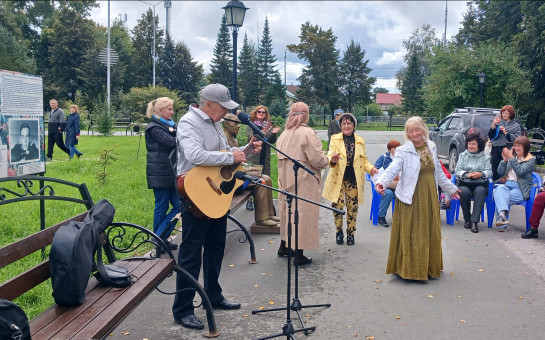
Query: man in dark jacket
327 108 343 149
46 99 70 161
11 122 39 162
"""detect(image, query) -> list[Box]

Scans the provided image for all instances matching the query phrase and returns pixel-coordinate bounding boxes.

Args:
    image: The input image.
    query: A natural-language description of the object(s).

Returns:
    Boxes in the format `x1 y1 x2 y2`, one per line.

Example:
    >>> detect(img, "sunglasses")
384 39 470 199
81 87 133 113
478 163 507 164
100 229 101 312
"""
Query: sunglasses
256 110 267 114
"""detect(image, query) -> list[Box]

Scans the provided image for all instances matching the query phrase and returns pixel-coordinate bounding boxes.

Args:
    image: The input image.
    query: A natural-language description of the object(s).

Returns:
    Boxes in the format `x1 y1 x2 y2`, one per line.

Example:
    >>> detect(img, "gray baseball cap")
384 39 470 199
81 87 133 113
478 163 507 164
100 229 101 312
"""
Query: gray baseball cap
201 84 239 109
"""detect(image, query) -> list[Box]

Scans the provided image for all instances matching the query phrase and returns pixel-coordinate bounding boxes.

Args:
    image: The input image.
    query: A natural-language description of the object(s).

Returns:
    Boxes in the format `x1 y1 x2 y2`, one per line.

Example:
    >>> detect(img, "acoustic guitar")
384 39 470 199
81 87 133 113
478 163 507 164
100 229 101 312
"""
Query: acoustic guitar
177 126 272 219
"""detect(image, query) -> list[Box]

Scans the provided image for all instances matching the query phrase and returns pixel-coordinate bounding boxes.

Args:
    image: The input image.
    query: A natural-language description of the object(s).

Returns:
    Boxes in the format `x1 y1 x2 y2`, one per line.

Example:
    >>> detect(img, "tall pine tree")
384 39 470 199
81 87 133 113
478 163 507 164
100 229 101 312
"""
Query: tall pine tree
238 33 259 108
208 15 232 89
263 73 286 108
339 39 375 111
401 53 424 115
257 17 279 98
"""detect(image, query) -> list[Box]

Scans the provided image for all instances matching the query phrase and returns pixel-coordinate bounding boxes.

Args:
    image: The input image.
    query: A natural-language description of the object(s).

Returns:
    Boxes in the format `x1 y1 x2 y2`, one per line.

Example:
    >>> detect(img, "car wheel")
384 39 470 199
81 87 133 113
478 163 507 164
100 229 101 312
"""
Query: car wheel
448 148 458 173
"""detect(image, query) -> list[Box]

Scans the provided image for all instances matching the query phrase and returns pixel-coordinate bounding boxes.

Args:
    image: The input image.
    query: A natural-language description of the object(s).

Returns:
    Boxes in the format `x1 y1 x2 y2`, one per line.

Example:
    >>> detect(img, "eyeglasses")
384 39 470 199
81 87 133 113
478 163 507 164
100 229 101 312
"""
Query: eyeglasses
256 111 267 114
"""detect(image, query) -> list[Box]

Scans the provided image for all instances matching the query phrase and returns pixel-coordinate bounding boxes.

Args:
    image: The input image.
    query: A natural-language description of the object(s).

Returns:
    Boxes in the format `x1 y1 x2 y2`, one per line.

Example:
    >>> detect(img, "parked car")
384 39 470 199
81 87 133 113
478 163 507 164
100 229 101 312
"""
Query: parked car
429 107 499 172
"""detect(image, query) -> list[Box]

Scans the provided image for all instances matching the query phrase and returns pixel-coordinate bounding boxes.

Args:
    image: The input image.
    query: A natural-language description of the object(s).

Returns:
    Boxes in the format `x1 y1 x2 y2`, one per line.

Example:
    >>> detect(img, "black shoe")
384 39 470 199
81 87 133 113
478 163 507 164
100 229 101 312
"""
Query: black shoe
464 221 471 229
164 240 178 250
378 216 389 227
212 298 241 310
347 234 355 245
293 250 312 265
336 230 344 245
277 240 295 257
176 314 204 329
521 228 538 239
471 222 479 233
76 153 83 158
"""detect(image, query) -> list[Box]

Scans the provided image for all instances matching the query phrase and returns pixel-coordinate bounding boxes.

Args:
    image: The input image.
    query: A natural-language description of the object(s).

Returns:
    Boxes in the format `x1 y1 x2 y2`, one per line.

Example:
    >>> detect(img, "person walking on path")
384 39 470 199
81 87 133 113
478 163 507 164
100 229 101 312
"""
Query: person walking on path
327 108 343 149
375 117 460 281
65 105 83 159
172 84 262 330
145 97 180 251
46 99 70 160
323 112 378 245
276 101 329 265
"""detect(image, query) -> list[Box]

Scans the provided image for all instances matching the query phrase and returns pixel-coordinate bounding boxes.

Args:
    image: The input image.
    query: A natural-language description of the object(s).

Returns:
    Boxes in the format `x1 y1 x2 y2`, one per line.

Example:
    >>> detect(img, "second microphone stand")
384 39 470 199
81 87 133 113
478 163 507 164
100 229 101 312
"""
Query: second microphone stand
247 130 344 339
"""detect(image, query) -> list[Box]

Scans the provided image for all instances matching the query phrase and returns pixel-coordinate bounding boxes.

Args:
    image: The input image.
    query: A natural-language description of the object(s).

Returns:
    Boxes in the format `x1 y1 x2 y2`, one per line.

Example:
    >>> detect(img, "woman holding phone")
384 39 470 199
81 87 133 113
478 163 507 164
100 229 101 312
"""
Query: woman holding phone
488 105 522 181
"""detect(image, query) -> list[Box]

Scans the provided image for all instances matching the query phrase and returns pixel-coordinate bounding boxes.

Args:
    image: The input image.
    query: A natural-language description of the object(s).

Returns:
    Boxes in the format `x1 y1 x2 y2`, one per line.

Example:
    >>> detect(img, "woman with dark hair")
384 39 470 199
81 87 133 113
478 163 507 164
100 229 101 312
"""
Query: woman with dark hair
488 105 522 181
454 132 492 233
323 113 378 245
246 105 280 176
493 136 535 232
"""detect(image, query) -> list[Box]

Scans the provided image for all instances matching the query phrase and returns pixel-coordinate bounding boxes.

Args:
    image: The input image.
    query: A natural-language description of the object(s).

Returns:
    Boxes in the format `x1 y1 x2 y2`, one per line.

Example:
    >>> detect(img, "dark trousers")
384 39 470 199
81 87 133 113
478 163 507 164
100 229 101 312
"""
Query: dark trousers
490 145 504 181
459 184 488 223
172 203 227 319
47 132 70 158
529 192 545 230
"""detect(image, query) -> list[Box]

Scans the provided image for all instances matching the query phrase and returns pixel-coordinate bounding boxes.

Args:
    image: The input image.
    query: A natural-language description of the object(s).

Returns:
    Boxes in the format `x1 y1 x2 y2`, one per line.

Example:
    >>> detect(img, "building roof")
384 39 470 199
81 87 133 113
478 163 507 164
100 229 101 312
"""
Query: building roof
286 85 300 96
376 93 402 105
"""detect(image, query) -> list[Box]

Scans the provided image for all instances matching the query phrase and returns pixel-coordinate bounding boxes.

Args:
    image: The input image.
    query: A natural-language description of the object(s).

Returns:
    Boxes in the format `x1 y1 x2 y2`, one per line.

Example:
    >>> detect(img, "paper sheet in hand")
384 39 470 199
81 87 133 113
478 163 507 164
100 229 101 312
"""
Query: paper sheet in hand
370 168 384 184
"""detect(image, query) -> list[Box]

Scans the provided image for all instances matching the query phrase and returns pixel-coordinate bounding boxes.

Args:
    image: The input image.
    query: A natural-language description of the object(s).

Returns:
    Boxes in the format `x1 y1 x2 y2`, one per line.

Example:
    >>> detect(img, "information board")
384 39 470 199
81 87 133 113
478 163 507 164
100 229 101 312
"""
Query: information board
0 69 45 177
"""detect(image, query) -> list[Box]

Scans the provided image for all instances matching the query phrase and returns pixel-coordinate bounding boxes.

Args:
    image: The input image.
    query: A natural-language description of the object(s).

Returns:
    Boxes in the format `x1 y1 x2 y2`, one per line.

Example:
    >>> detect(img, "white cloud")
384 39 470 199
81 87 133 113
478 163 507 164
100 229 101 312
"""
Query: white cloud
376 51 404 66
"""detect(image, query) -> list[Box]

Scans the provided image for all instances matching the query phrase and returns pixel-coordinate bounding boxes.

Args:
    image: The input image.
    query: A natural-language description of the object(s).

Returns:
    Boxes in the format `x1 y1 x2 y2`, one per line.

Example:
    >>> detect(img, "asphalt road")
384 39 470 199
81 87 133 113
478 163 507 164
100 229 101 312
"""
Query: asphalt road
109 130 545 340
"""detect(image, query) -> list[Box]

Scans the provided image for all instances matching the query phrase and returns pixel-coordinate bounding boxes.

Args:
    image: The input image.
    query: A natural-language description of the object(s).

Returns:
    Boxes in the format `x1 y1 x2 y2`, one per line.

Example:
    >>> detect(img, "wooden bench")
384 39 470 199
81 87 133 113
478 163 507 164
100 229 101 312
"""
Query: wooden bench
0 175 219 339
387 118 407 130
88 115 134 136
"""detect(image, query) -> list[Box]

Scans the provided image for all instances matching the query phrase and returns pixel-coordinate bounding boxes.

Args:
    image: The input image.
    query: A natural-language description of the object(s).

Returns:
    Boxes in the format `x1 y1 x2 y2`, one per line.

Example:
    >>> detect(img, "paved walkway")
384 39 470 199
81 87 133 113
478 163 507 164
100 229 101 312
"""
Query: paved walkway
108 131 545 339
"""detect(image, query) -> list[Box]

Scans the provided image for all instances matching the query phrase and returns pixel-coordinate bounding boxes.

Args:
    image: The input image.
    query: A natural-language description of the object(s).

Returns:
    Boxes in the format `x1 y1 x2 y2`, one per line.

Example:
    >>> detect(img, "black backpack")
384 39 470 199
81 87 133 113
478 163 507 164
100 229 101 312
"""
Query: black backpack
0 299 31 340
49 199 117 306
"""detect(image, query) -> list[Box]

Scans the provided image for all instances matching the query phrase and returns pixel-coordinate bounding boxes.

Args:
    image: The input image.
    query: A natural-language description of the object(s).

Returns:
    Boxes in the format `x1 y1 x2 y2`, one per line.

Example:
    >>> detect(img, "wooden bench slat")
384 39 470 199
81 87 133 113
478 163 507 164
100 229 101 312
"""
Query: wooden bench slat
0 261 50 301
0 213 87 269
63 259 174 340
29 259 142 338
230 191 253 213
31 258 174 340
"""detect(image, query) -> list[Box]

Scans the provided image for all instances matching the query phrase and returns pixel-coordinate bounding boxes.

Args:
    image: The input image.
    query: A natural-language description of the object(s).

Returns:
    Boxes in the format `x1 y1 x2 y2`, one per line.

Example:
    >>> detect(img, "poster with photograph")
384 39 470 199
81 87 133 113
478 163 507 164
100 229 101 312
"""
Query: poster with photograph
0 69 45 177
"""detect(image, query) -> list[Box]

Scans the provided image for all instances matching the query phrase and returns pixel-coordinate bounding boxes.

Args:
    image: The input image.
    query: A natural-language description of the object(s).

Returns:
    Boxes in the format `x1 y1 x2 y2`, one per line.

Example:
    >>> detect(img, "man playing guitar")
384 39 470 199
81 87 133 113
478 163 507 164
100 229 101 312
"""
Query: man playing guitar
172 84 261 330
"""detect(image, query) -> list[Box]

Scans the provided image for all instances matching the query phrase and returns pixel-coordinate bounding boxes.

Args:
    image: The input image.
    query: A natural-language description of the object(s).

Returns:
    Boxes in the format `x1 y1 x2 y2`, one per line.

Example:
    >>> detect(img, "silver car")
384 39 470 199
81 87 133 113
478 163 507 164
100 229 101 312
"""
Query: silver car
429 107 499 172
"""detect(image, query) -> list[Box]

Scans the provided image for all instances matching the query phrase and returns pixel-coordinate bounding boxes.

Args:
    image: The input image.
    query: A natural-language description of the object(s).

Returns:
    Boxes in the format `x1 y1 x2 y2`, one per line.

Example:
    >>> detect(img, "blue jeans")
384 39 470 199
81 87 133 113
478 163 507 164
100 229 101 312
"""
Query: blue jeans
153 188 181 240
66 144 82 159
493 180 524 214
379 188 394 217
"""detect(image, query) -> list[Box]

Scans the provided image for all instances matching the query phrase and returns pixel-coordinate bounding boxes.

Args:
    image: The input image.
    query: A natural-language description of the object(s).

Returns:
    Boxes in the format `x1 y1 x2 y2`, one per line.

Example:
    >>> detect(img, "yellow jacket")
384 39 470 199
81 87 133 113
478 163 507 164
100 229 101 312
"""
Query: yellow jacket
322 132 375 204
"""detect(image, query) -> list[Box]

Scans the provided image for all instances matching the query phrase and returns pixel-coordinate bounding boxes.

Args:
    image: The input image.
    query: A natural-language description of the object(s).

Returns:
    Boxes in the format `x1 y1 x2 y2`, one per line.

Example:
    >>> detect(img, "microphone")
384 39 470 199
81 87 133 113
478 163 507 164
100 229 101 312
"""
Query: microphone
237 112 267 140
234 171 265 184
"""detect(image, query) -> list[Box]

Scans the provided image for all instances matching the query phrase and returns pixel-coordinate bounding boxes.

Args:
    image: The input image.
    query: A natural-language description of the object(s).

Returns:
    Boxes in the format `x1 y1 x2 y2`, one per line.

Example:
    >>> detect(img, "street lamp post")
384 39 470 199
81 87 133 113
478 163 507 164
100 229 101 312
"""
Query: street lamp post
140 1 163 88
223 0 249 113
478 71 486 107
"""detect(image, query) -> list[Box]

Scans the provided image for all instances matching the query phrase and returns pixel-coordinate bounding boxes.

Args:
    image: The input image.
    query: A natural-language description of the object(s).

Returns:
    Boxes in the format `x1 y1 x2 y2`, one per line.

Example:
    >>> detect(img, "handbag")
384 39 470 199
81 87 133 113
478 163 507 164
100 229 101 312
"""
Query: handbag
456 177 488 188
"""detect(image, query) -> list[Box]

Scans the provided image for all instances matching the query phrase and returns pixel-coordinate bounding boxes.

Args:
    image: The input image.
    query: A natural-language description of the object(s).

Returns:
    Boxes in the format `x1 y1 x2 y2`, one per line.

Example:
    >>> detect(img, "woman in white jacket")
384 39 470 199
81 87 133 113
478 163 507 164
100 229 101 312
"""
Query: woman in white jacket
375 117 460 281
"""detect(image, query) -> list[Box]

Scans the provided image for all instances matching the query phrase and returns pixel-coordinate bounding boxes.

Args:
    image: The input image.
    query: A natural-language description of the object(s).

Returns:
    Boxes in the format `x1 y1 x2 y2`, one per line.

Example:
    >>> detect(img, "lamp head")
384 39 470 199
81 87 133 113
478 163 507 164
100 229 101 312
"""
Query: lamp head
223 0 249 27
478 71 486 84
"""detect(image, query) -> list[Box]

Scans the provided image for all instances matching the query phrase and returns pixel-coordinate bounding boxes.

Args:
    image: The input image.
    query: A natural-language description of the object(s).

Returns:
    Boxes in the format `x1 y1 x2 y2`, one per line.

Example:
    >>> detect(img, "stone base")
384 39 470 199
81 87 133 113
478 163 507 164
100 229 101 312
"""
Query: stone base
250 222 280 234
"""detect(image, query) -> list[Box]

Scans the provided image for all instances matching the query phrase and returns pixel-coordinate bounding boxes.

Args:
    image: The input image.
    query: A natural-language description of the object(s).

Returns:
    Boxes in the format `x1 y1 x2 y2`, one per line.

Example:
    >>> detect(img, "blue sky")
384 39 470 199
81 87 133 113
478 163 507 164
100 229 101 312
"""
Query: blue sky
91 1 468 93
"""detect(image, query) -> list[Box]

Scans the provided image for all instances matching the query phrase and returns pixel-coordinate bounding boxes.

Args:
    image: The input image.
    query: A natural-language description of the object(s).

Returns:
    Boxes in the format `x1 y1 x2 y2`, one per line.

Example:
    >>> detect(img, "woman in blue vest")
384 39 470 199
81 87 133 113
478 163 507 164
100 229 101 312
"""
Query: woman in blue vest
145 97 180 251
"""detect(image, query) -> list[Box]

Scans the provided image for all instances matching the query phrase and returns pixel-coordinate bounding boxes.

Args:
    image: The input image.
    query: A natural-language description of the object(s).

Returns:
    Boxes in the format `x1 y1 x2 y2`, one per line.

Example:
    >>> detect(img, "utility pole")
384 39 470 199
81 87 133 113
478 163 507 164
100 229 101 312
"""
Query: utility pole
444 0 448 46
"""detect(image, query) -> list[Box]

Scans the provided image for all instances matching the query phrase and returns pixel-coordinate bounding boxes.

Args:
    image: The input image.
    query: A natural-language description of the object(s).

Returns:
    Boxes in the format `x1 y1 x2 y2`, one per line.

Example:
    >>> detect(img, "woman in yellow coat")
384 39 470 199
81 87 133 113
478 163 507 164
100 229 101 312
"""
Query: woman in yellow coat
323 113 378 245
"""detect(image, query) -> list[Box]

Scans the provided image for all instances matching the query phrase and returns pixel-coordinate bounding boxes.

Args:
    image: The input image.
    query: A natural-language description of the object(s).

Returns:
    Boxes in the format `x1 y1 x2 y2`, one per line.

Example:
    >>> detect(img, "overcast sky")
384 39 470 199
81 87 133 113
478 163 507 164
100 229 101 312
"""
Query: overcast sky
91 1 469 93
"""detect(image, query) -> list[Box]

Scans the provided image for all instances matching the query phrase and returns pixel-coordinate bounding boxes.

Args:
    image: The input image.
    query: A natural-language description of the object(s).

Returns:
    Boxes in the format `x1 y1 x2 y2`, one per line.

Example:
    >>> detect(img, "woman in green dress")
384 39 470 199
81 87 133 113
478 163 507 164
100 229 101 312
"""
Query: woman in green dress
375 117 460 280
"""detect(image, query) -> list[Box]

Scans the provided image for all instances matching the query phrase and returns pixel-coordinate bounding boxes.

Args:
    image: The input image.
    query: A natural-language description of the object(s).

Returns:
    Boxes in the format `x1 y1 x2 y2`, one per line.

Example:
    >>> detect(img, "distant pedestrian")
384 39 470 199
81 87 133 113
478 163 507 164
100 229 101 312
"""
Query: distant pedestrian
327 108 343 148
65 105 83 159
46 99 70 161
375 117 460 281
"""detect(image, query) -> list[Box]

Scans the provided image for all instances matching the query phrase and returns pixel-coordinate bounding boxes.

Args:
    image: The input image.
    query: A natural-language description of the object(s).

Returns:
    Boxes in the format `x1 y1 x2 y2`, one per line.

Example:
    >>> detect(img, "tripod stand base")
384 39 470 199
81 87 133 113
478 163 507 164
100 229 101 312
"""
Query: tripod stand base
255 321 315 340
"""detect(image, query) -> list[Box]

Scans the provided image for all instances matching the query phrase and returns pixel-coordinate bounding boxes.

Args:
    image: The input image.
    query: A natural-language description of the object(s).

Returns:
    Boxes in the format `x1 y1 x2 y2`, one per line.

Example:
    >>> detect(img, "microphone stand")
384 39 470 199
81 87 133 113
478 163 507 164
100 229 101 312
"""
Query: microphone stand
247 131 343 339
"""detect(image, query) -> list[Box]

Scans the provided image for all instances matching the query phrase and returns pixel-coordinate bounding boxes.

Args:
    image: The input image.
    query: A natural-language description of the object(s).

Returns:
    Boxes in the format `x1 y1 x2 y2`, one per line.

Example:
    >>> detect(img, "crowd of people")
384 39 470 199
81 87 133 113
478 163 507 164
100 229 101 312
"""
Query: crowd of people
138 84 544 330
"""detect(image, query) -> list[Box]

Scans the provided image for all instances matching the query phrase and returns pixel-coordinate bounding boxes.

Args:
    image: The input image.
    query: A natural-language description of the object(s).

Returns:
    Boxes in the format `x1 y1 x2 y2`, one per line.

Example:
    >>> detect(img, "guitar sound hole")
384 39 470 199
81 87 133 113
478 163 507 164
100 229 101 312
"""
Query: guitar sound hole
219 167 233 180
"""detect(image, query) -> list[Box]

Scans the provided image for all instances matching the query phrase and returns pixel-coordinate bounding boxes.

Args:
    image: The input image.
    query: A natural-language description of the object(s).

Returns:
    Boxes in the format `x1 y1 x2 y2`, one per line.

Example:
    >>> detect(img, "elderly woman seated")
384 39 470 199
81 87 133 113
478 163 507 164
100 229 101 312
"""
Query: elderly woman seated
493 136 535 232
454 132 492 233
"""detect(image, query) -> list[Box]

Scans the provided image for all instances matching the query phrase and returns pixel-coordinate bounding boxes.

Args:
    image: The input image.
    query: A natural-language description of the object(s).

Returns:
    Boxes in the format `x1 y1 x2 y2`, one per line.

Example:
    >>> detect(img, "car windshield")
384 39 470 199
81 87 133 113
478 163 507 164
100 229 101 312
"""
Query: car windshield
473 115 495 137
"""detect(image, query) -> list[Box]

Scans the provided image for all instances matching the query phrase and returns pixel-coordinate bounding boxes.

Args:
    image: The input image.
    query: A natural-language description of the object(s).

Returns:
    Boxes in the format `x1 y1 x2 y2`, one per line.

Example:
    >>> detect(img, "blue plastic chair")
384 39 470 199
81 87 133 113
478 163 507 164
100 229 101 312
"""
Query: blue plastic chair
444 174 457 225
489 172 542 230
366 173 395 225
453 178 494 227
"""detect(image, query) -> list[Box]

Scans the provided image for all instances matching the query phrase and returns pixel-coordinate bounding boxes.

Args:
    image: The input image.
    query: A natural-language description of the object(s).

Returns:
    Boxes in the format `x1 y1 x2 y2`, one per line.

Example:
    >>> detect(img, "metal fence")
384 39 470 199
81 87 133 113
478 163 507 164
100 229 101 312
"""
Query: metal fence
308 115 438 127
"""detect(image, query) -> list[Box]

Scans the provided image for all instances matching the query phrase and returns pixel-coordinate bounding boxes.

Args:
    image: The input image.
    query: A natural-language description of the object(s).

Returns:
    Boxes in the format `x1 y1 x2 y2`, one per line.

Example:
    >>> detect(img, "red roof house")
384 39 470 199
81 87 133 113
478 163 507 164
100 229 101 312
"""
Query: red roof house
376 93 403 110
